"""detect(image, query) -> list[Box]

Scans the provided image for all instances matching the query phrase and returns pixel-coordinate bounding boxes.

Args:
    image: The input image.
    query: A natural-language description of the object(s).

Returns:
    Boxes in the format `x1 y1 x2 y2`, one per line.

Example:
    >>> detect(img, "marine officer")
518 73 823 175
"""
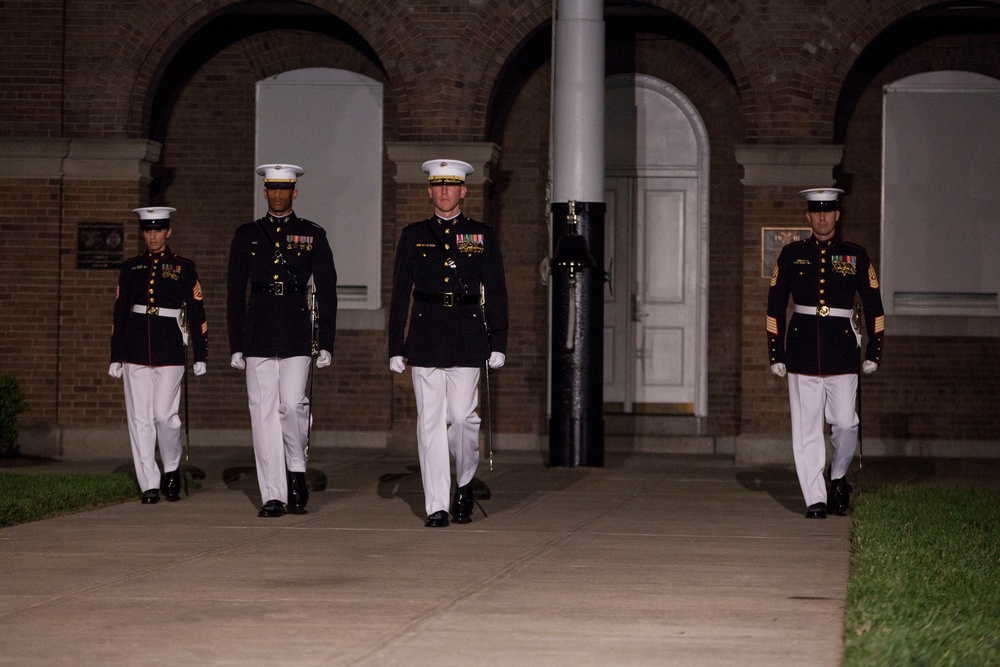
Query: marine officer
109 206 208 504
388 159 509 527
227 164 338 518
766 188 884 518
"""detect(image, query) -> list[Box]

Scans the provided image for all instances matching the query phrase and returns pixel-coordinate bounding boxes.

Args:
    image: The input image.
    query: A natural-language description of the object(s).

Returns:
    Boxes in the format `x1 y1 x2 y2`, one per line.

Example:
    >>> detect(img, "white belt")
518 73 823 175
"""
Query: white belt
794 304 852 318
132 304 181 318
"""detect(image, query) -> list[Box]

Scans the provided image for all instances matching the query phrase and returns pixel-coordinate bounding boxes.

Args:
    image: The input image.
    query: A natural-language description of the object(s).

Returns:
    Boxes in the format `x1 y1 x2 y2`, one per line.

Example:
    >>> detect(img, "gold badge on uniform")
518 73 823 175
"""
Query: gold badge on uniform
457 233 484 254
162 263 181 281
286 235 313 251
831 255 857 276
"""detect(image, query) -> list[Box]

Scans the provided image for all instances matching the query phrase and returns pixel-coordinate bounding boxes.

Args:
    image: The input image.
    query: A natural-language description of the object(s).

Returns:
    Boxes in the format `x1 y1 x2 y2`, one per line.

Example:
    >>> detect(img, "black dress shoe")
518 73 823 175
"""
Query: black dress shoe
805 502 827 519
287 470 309 515
424 510 449 528
163 469 181 502
829 477 852 515
258 500 286 518
451 482 474 524
140 489 160 504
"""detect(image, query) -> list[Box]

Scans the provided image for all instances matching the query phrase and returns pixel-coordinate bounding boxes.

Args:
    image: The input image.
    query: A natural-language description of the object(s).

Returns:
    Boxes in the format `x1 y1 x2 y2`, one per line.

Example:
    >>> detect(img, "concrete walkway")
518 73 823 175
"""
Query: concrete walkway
3 446 955 667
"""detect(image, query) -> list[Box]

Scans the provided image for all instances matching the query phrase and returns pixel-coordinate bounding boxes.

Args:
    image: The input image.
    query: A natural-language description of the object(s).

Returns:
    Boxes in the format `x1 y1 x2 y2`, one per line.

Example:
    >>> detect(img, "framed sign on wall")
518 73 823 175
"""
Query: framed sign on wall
761 227 810 278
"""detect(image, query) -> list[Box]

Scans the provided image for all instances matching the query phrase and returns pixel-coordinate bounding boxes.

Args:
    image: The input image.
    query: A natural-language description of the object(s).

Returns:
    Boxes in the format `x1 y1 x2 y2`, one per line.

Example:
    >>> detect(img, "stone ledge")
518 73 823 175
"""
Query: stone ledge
0 137 162 181
734 144 843 186
386 141 501 185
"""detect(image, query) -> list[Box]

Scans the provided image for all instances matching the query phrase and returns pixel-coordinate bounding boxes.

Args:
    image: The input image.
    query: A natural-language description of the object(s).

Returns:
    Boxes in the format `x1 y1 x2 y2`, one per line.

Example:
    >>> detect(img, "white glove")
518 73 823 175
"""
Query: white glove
389 356 405 374
230 352 246 370
108 362 123 379
316 350 331 368
862 360 878 374
193 362 207 376
488 351 506 370
770 362 786 378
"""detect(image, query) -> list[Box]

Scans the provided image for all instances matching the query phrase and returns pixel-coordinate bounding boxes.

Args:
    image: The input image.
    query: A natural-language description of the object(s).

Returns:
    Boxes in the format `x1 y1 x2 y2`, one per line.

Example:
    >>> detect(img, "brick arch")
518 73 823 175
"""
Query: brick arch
769 0 935 143
604 1 996 142
833 0 1000 142
644 2 777 141
723 0 1000 143
469 2 749 143
95 0 419 138
463 2 558 141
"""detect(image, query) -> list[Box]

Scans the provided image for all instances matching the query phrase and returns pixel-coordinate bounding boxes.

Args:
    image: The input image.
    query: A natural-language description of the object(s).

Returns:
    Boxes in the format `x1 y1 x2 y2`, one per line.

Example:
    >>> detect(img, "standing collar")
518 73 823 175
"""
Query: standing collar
266 211 296 224
810 234 839 249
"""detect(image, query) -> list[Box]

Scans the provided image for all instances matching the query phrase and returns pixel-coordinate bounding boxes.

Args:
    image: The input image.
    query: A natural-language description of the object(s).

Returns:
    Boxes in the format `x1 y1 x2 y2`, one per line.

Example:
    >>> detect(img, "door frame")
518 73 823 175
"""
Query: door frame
604 73 710 417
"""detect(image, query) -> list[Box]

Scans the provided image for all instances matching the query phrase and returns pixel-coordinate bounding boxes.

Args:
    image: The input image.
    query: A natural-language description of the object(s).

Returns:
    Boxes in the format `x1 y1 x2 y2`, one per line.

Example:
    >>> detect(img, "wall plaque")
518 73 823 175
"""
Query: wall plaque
77 223 124 269
761 227 810 278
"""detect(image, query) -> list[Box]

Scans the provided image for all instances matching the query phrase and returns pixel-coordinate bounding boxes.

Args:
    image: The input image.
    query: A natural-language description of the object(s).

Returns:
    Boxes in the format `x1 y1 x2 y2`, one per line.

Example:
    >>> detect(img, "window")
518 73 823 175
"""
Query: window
256 68 383 319
882 71 1000 333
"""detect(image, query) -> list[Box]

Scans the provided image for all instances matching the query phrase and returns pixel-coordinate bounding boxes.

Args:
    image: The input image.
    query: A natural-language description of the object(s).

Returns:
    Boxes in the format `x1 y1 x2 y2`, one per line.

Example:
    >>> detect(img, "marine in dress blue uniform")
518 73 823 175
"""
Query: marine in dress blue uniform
109 207 208 504
227 164 338 517
766 188 884 518
388 159 509 527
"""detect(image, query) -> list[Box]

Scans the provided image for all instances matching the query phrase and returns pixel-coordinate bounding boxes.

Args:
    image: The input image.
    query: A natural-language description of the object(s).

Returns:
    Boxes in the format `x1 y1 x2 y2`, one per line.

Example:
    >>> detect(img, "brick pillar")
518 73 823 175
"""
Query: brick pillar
383 142 501 455
733 144 843 466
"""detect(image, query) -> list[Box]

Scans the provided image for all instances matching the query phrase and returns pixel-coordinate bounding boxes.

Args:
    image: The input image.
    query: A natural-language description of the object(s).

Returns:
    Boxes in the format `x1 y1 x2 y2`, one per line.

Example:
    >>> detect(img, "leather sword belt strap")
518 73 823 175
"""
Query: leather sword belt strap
251 282 309 296
794 304 853 318
132 304 181 318
412 290 480 307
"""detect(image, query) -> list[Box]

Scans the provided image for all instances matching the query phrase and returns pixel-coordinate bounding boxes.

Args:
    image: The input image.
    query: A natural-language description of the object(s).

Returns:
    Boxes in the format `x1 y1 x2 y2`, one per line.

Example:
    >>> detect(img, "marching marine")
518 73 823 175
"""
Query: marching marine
388 159 509 527
109 206 208 504
766 188 884 518
227 164 338 518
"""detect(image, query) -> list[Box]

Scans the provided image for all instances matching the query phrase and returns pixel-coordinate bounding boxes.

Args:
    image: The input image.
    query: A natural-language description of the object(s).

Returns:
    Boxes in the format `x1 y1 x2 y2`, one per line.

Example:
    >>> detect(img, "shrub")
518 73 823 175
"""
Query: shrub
0 374 28 458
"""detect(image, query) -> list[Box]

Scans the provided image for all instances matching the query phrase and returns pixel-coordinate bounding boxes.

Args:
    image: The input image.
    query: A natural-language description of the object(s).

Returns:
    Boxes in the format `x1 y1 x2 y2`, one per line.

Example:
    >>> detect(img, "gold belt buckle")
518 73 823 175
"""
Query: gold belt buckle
273 282 284 296
146 306 160 316
817 305 830 317
442 293 455 307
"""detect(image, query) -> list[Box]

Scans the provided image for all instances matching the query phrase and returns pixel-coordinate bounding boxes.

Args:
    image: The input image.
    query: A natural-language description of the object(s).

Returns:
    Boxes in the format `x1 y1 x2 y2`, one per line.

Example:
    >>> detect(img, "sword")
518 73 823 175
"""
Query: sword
305 283 318 462
857 356 863 474
853 305 863 476
484 361 494 472
181 301 190 464
479 283 495 472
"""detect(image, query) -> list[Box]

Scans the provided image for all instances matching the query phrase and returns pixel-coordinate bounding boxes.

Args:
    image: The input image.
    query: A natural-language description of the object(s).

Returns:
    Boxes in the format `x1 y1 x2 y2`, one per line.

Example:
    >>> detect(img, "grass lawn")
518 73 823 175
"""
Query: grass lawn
844 485 1000 666
0 471 138 527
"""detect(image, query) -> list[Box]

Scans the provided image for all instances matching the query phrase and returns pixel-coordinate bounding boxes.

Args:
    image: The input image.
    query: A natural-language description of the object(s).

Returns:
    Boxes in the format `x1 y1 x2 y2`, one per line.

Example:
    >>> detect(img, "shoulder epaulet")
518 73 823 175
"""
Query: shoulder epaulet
839 239 867 252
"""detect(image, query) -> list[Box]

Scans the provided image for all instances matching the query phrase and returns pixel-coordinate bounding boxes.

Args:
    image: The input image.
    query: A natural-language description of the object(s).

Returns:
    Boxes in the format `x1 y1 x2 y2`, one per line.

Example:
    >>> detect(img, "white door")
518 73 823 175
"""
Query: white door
633 177 700 405
603 75 708 415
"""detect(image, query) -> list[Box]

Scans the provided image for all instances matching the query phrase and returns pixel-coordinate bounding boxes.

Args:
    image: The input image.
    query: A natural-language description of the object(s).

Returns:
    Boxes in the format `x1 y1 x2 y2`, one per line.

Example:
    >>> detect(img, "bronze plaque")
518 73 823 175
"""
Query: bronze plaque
77 223 124 269
761 227 810 278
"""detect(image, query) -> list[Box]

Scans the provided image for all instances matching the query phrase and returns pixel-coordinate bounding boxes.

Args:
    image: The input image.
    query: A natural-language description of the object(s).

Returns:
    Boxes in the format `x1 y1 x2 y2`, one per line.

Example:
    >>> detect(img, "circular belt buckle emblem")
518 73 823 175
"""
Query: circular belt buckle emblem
817 305 830 317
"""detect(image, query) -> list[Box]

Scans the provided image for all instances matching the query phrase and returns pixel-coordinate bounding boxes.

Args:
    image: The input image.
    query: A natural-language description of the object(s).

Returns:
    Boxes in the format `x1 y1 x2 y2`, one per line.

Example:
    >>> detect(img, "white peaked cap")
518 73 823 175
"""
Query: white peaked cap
422 159 474 184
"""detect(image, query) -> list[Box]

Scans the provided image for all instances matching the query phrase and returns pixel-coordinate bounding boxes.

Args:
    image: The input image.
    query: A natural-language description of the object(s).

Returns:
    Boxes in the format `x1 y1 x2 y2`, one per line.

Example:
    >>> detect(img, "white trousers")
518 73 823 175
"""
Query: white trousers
245 356 311 505
411 366 481 516
122 363 184 492
787 373 859 507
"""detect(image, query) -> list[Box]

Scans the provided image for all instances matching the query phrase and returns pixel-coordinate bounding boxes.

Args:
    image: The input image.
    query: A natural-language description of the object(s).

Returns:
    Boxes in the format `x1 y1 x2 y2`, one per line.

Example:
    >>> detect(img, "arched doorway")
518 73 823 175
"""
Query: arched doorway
603 74 709 416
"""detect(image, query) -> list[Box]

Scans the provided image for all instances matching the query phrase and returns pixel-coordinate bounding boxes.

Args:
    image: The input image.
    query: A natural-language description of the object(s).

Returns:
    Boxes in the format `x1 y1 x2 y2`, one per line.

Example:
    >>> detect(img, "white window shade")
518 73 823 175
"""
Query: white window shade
882 71 1000 320
256 68 383 310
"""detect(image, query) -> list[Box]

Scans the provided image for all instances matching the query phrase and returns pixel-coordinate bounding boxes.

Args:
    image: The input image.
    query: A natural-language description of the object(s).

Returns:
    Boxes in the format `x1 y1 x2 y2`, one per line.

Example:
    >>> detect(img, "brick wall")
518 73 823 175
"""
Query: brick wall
0 1 63 137
0 180 63 423
58 181 144 426
2 1 999 452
